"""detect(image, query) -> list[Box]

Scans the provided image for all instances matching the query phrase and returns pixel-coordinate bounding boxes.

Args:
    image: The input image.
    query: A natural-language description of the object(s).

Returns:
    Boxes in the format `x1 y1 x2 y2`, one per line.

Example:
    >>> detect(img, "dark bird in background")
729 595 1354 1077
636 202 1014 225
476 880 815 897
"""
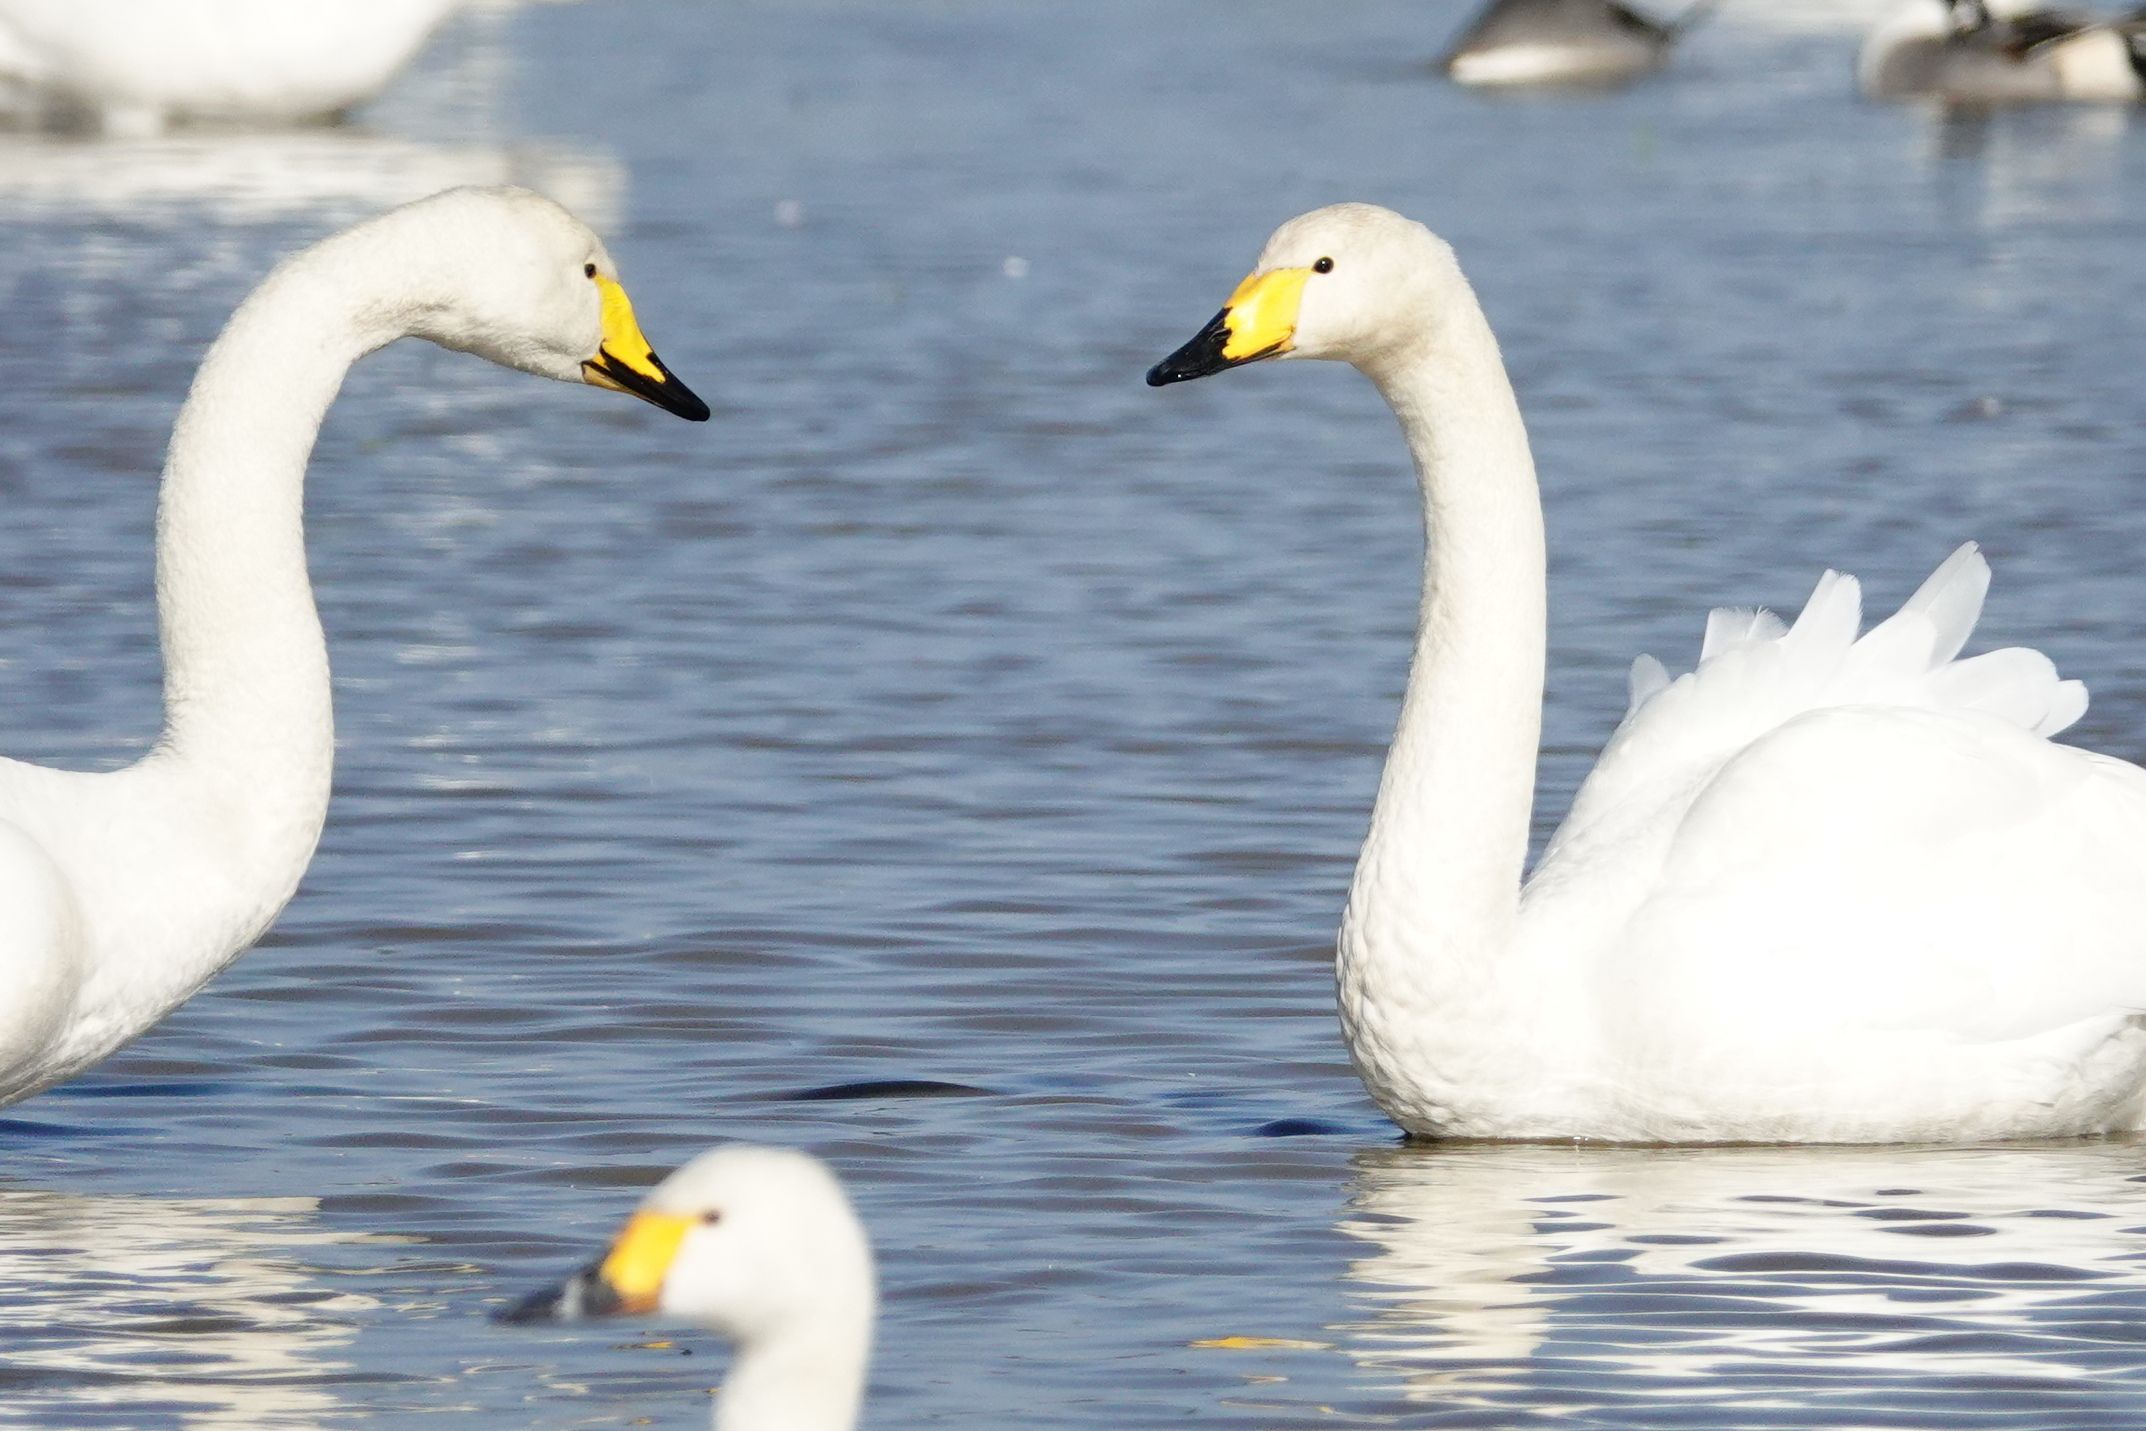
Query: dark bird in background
1442 0 1723 89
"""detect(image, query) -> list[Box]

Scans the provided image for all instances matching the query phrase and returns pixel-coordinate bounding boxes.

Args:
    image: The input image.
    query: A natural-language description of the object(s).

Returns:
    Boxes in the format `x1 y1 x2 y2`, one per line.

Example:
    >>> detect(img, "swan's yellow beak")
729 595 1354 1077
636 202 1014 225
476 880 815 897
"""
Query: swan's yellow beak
493 1210 694 1324
1146 267 1311 386
582 277 711 422
592 1210 693 1313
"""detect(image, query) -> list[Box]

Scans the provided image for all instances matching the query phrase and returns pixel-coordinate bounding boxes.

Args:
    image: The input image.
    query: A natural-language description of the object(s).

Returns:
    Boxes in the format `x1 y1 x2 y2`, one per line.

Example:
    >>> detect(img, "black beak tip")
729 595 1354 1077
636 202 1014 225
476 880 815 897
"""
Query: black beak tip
1145 309 1234 389
648 353 711 423
672 386 712 423
493 1284 563 1325
591 349 713 424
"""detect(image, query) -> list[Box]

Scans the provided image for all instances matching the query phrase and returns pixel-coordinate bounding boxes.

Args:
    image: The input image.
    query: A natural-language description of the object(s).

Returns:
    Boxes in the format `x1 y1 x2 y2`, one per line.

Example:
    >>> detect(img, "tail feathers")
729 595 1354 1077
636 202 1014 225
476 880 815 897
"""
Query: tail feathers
1927 650 2089 737
1890 541 1990 666
1628 652 1671 710
1700 607 1787 662
1779 568 1864 665
1623 544 2086 740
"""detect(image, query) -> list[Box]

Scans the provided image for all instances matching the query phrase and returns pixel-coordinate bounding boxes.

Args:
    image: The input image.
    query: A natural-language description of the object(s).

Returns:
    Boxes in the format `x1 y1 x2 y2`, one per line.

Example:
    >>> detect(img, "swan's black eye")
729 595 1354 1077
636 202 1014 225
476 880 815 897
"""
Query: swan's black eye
700 1210 722 1225
1313 257 1334 274
584 262 598 279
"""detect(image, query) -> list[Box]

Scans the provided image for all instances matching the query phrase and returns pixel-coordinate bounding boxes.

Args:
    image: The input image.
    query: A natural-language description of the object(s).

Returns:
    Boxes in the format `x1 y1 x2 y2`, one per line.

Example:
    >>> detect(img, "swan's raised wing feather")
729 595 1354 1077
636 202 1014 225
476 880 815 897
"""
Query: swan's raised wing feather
1544 544 2087 871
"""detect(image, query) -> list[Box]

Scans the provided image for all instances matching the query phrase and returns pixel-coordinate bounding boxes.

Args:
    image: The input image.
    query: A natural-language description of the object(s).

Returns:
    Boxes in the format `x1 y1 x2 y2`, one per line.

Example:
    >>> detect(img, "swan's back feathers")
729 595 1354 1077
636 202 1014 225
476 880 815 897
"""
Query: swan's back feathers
1551 545 2086 864
1699 606 1787 663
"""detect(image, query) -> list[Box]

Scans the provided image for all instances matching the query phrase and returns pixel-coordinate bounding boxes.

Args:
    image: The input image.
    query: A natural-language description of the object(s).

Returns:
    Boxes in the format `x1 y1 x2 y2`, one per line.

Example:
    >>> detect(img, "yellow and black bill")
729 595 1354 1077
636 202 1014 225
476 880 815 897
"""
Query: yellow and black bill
582 276 711 423
494 1209 693 1324
1146 267 1310 387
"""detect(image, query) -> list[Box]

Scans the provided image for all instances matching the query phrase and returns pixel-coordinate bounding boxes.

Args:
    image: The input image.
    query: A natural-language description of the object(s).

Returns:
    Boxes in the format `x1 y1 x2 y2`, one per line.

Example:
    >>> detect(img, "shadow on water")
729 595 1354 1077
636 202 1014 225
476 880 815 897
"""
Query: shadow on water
783 1077 996 1101
1334 1140 2146 1427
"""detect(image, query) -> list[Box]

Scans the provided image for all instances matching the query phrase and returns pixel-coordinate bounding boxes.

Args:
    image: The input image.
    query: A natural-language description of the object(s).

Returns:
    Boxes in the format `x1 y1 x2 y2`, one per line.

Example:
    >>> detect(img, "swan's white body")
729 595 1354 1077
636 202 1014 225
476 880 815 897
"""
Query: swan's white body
1443 0 1717 89
0 185 704 1109
1859 0 2146 102
501 1147 876 1431
0 0 461 134
1151 204 2146 1144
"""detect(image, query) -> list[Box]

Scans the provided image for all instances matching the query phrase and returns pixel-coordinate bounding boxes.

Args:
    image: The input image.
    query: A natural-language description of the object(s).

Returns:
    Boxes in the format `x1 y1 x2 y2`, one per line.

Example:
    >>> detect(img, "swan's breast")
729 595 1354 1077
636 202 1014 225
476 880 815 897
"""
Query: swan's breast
0 818 85 1101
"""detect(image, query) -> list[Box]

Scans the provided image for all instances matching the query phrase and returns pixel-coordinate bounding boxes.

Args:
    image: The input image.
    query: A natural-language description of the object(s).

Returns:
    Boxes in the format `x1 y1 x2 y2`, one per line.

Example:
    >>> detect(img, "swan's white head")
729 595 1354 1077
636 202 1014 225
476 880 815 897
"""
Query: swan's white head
498 1145 876 1354
324 186 708 421
1148 203 1462 386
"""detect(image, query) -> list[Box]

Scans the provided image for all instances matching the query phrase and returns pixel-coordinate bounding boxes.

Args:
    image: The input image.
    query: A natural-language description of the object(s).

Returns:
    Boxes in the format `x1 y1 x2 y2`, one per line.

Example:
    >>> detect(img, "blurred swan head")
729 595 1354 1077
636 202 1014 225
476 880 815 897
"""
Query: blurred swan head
499 1146 875 1431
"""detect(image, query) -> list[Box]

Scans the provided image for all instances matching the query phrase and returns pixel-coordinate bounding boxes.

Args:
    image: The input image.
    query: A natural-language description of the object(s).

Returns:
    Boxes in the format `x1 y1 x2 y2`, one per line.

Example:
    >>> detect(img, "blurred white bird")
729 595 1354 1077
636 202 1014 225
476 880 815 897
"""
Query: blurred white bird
0 0 466 134
499 1147 877 1431
1442 0 1721 88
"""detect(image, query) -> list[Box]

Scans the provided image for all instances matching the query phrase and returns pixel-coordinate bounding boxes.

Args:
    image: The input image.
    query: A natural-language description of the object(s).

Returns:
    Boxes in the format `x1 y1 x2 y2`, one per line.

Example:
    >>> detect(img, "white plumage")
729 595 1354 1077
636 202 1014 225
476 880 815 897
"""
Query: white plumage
1153 203 2146 1143
1442 0 1721 89
0 0 462 134
499 1147 877 1431
0 187 704 1109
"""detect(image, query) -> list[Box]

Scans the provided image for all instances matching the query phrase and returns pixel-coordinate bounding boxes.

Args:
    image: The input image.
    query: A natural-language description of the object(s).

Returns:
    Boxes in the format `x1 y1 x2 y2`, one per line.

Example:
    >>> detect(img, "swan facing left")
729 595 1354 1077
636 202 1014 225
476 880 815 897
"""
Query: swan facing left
0 185 707 1108
1149 203 2146 1145
498 1146 877 1431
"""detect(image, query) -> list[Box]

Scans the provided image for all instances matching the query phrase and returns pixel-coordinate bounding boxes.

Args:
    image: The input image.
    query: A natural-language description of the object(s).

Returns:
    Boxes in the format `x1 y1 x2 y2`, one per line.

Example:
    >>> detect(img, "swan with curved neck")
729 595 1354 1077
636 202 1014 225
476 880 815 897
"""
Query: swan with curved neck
499 1146 876 1431
0 185 706 1108
1151 203 2146 1144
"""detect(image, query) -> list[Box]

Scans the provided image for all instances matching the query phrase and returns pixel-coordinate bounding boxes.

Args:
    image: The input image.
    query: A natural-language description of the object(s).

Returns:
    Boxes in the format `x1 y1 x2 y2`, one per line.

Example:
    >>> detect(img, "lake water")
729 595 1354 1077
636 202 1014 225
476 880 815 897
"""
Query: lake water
2 1 2146 1426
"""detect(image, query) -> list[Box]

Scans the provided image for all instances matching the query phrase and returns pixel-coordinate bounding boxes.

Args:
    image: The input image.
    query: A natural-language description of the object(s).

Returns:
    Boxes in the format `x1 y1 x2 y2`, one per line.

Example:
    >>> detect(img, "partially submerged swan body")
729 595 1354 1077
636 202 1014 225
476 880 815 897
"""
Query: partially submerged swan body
1443 0 1718 88
1860 0 2146 102
1151 203 2146 1145
500 1147 876 1431
0 0 462 134
0 186 706 1108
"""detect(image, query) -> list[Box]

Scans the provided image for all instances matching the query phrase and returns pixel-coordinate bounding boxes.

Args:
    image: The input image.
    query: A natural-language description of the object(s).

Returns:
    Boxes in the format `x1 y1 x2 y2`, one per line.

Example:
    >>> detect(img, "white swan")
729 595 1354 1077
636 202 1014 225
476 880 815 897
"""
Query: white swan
0 0 463 135
1149 203 2146 1144
1860 0 2146 102
0 185 707 1109
1443 0 1721 88
498 1146 876 1431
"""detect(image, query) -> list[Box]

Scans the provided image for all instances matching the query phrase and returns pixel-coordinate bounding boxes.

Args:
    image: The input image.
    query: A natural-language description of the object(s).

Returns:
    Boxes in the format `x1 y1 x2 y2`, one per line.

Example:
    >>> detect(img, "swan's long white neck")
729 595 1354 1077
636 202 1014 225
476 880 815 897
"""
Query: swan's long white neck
159 250 377 773
714 1311 872 1431
1336 281 1547 1133
58 238 399 1063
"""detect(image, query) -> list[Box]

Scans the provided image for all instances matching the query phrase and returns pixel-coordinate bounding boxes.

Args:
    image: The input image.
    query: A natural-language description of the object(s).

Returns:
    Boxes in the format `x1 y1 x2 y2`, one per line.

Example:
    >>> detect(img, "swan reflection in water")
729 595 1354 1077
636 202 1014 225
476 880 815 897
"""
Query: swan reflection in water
0 129 620 227
0 1184 378 1428
1336 1142 2146 1418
